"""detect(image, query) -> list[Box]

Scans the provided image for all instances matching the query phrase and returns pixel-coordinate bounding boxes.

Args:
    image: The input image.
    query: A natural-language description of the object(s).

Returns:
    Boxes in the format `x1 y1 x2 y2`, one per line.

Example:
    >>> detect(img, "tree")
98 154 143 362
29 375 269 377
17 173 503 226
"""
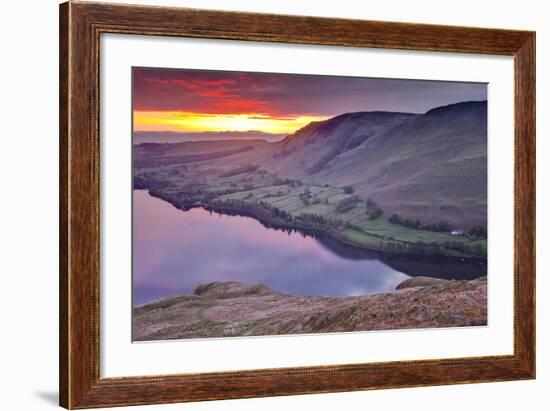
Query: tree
367 208 383 220
389 213 402 224
336 195 360 213
433 220 453 232
469 225 487 239
343 186 354 194
365 197 383 220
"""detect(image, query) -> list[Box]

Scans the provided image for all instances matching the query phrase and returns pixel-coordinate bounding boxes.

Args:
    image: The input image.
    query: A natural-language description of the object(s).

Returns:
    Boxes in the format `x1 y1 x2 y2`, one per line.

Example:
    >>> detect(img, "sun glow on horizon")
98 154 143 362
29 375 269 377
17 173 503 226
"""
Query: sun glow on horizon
134 111 327 135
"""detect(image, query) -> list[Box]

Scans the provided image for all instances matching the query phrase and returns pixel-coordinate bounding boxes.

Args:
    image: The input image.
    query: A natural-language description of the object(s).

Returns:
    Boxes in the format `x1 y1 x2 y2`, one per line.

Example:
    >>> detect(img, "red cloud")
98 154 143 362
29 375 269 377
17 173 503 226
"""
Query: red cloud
133 66 488 118
134 70 276 115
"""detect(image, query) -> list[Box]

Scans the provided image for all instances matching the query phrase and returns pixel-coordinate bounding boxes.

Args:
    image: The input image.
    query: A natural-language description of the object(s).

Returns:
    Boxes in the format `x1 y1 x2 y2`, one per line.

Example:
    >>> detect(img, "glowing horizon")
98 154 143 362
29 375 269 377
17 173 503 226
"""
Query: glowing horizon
134 110 327 134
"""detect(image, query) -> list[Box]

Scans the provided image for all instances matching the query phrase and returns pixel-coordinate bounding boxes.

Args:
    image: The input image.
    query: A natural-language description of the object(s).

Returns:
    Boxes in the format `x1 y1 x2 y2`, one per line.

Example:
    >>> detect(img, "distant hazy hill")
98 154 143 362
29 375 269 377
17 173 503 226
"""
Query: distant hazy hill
133 130 286 144
265 101 487 227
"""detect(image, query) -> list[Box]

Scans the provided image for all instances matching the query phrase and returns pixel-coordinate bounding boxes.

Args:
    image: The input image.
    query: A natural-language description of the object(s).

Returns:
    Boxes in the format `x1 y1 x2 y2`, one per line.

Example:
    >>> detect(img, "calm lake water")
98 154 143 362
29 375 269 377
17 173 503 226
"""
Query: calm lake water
133 190 486 306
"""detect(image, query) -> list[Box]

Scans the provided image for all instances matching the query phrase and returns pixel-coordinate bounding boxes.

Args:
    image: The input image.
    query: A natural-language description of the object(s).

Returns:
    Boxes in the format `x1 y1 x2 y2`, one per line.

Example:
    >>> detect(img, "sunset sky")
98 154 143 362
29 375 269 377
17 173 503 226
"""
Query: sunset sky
133 67 487 136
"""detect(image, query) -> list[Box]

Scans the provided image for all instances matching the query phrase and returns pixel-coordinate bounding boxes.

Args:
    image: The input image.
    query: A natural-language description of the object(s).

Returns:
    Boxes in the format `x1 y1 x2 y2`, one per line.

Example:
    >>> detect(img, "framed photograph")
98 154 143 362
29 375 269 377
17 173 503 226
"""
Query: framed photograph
59 1 535 408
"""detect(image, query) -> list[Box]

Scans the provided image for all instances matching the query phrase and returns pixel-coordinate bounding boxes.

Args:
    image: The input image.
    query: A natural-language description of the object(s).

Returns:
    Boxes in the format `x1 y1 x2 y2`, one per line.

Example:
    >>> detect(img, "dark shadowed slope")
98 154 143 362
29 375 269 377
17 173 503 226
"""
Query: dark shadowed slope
265 111 419 177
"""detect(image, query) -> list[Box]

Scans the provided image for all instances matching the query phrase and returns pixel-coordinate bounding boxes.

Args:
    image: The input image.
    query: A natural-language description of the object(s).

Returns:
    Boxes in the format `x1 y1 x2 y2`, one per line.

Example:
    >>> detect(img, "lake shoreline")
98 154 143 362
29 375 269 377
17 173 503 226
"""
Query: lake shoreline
143 188 487 262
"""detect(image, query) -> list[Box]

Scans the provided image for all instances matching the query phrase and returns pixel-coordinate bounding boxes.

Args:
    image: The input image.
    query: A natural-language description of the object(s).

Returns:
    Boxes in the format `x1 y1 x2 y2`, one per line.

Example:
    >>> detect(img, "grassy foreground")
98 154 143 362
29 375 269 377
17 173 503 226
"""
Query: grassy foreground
133 278 487 341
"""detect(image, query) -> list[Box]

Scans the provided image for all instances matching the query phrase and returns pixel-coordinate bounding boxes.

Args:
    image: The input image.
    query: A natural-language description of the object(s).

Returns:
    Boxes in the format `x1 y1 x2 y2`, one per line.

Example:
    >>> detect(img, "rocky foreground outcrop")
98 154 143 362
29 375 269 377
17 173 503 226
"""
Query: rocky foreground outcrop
133 278 487 341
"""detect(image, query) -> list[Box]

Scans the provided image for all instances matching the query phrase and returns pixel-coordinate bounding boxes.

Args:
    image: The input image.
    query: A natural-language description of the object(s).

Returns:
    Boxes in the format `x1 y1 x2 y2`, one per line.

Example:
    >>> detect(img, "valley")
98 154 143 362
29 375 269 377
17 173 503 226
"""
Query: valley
133 101 488 259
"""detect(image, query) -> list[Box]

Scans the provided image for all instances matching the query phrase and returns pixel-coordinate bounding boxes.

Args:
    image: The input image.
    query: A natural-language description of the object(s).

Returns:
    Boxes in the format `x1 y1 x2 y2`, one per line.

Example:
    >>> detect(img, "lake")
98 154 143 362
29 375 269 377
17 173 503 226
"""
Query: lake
133 190 486 306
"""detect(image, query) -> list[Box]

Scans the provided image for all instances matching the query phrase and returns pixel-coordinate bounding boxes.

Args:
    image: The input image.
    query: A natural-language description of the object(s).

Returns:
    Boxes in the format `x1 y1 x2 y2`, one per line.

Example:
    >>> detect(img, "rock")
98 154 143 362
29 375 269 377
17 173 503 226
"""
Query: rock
396 276 451 290
194 281 277 299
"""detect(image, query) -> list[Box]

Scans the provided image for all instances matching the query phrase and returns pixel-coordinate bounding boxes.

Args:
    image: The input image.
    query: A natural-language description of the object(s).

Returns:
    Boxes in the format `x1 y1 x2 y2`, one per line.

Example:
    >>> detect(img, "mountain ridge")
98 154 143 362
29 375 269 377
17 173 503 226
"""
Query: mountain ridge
262 100 487 227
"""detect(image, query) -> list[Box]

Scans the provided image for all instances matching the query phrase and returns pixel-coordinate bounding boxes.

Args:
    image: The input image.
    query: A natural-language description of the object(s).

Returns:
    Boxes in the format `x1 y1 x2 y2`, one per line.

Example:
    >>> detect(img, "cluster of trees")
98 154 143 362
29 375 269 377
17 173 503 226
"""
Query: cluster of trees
297 188 323 206
164 165 187 177
273 190 286 197
258 201 293 223
133 175 149 190
366 198 384 220
212 198 295 226
134 172 180 192
216 196 348 234
442 240 485 255
388 213 487 240
388 213 453 233
273 177 295 186
379 241 410 253
296 213 328 226
469 225 487 239
379 239 485 257
278 179 304 188
297 212 361 233
201 191 218 202
299 188 313 205
425 220 454 232
379 241 436 254
212 198 246 208
336 195 360 213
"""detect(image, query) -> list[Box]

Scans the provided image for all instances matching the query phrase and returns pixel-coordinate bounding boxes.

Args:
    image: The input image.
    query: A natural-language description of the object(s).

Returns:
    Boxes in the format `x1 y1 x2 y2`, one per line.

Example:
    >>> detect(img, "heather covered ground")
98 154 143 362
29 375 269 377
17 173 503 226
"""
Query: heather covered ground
133 277 487 341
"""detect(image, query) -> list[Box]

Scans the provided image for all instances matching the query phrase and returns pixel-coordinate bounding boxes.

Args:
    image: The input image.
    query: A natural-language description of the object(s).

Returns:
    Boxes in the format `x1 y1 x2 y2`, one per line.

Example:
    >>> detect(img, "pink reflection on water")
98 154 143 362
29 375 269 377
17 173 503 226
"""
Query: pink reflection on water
132 190 408 305
133 191 340 286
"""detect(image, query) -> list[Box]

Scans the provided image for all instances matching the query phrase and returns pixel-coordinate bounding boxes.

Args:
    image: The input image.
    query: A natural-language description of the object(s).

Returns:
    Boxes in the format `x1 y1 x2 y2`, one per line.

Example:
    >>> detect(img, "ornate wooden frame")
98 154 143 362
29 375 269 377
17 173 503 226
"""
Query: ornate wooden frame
59 1 536 408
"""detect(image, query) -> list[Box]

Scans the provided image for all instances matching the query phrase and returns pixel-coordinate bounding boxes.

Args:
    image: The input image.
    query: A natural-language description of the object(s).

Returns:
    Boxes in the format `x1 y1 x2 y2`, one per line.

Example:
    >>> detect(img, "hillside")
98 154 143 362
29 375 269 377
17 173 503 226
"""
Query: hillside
265 111 419 177
267 101 487 227
132 101 488 257
133 279 487 340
